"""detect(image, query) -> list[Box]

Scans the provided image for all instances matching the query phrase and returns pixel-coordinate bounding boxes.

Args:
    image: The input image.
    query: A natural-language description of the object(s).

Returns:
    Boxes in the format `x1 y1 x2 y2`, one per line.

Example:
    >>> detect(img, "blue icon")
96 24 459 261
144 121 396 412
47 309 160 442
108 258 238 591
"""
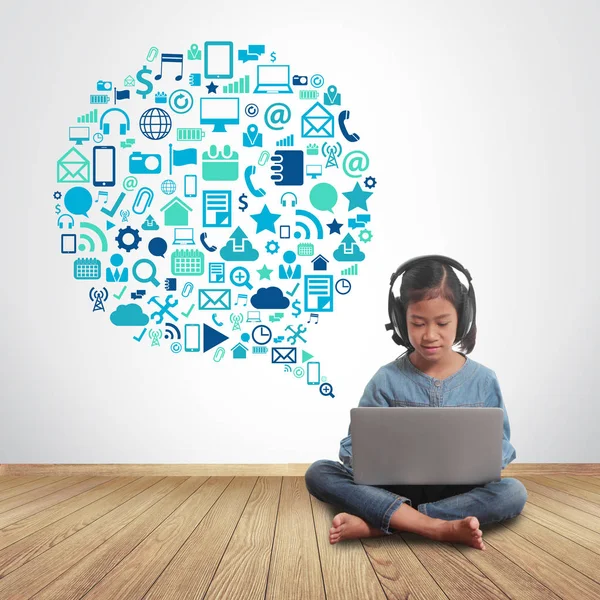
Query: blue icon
230 266 253 290
64 186 93 217
343 182 373 211
243 124 263 147
199 289 231 310
251 286 290 309
199 97 239 133
129 152 161 174
323 85 341 106
148 237 168 258
107 253 129 282
279 250 301 279
272 346 296 363
204 41 234 79
301 102 334 138
189 73 202 86
203 190 232 227
209 262 225 283
219 227 259 261
319 382 335 397
333 233 366 262
254 64 292 93
250 203 281 234
270 150 304 186
132 258 160 286
110 303 149 326
238 45 265 62
304 274 333 312
203 323 229 351
244 165 266 197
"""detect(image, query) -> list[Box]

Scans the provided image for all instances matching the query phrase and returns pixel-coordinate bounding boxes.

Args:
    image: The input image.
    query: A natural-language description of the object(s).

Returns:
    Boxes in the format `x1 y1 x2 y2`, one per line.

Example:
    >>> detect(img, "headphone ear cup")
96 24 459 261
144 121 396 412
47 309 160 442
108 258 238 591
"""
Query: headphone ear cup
120 122 126 135
103 122 109 135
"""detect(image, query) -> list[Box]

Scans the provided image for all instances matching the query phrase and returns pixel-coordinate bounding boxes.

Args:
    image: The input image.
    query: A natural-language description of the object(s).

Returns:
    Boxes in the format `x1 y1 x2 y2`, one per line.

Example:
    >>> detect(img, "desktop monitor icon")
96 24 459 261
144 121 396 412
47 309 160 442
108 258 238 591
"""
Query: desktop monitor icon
199 98 240 132
69 126 90 145
306 165 323 179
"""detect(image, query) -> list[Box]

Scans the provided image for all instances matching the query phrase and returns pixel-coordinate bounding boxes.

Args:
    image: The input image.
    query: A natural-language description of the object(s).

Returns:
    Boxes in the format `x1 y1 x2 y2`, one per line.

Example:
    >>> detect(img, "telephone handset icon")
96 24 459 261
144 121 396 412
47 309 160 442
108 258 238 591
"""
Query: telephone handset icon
244 165 266 197
200 232 217 252
338 110 360 142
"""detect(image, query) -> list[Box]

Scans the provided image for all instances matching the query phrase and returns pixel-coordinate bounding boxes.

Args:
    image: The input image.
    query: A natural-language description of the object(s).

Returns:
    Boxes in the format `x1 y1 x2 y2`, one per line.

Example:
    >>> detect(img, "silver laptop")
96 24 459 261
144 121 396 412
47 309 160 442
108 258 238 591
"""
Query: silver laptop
350 407 503 486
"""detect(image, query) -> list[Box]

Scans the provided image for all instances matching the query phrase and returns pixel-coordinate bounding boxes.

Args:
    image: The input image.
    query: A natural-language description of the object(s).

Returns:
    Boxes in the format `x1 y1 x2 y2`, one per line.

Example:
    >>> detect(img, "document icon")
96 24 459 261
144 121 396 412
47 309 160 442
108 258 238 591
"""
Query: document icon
304 274 333 312
203 190 232 227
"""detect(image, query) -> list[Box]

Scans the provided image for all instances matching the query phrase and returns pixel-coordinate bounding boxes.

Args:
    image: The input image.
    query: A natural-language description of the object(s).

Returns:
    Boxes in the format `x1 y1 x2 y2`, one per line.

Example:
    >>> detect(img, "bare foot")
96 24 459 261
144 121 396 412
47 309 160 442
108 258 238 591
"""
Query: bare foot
434 516 486 550
329 512 387 544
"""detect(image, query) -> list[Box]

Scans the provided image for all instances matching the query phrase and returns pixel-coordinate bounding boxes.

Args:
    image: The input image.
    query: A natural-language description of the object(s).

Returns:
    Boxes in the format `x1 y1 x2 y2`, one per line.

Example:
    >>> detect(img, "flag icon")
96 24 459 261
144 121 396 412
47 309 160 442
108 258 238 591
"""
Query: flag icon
114 89 130 103
169 144 198 174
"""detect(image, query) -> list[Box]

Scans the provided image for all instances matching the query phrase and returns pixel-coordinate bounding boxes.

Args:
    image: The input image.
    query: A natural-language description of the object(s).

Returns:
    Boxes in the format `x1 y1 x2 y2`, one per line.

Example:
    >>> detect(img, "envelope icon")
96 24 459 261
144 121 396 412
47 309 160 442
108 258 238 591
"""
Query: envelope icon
301 102 335 138
57 147 90 183
198 288 231 310
271 346 297 364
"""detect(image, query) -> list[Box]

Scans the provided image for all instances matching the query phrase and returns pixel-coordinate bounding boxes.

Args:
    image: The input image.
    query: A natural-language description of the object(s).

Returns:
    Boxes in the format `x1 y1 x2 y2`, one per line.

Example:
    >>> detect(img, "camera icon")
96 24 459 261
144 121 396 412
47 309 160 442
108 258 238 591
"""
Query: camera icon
96 80 113 92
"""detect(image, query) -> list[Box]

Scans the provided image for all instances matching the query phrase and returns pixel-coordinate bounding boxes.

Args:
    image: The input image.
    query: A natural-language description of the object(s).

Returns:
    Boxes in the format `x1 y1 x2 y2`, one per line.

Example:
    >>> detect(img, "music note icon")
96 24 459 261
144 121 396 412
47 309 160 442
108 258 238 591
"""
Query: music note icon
235 293 248 307
307 313 319 324
154 53 184 81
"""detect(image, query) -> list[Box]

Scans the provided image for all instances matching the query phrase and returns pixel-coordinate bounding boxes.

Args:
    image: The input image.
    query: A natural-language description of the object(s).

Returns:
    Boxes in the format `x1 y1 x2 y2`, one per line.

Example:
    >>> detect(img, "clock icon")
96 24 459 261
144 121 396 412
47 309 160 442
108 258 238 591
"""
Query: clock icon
335 278 352 295
252 324 272 345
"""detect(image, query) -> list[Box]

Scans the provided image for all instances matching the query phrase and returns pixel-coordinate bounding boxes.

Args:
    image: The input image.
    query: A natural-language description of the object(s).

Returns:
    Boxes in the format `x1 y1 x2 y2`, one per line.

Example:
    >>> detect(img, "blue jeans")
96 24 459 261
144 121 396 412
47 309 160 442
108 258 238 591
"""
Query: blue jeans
305 459 528 535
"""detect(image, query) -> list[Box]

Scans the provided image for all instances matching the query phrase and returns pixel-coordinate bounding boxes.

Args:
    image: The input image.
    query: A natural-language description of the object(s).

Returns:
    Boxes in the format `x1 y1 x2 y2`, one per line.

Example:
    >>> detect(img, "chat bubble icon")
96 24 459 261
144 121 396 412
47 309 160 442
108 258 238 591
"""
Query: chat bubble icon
238 50 250 63
248 45 265 55
64 186 92 217
309 183 338 213
148 237 167 258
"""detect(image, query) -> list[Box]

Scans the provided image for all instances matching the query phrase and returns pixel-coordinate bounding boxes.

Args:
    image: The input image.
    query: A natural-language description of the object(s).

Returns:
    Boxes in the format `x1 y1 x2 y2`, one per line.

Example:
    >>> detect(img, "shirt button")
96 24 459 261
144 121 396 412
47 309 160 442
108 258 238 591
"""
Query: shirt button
435 381 441 386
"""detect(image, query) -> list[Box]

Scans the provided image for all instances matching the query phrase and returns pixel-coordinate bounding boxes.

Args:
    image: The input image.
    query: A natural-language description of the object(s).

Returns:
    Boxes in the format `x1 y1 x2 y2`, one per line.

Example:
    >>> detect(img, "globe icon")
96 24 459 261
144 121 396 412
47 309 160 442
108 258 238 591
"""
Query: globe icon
139 108 172 140
161 179 176 195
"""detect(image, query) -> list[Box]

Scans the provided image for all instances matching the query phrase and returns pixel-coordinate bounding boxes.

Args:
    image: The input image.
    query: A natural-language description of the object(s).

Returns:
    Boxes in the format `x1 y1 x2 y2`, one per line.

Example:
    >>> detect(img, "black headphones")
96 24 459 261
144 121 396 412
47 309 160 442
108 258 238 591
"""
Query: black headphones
384 254 476 348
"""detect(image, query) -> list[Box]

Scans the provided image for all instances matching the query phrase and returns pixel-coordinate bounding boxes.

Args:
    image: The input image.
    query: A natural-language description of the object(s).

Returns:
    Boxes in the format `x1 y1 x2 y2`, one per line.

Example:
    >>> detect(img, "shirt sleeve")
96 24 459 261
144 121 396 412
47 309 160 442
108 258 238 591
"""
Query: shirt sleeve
487 370 517 470
338 368 393 470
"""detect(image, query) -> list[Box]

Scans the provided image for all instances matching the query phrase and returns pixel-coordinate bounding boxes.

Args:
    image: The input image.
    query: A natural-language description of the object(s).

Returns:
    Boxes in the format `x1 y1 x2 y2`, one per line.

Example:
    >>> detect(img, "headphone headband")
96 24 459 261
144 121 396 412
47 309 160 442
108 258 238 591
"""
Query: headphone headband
385 254 476 349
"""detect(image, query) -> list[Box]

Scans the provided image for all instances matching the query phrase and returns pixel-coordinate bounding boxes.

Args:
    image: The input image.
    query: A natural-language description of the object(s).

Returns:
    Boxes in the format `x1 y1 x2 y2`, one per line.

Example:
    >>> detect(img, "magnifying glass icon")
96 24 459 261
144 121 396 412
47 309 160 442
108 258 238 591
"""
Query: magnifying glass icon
132 259 160 287
319 382 335 398
230 266 254 290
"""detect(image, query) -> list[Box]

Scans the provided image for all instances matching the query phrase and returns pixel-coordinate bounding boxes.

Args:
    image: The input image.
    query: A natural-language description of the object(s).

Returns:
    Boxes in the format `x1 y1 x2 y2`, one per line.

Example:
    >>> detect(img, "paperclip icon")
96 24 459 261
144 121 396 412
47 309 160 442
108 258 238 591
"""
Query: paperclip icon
258 150 270 166
146 46 159 62
213 346 225 362
132 187 154 214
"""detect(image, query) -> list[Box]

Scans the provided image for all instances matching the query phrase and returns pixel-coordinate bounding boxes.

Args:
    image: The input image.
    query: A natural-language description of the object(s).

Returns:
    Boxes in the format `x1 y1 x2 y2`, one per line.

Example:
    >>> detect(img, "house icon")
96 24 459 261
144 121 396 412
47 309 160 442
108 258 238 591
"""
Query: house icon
160 196 193 226
231 343 248 359
312 254 329 271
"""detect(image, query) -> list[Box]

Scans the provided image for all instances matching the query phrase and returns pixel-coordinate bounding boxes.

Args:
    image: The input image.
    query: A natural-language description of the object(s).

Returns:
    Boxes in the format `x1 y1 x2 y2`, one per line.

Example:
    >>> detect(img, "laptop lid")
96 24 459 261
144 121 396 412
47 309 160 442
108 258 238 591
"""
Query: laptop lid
350 407 503 486
257 65 289 86
174 227 194 242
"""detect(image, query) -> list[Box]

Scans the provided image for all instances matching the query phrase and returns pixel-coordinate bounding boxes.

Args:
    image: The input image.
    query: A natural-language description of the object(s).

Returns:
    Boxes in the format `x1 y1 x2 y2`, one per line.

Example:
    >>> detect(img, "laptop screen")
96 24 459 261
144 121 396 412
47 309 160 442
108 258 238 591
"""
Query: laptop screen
258 65 289 84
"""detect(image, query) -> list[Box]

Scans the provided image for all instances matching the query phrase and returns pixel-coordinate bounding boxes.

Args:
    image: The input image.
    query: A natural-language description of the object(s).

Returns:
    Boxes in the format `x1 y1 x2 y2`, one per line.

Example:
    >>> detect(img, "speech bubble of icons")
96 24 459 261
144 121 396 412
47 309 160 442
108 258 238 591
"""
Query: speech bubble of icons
309 183 338 213
148 237 167 258
64 186 93 217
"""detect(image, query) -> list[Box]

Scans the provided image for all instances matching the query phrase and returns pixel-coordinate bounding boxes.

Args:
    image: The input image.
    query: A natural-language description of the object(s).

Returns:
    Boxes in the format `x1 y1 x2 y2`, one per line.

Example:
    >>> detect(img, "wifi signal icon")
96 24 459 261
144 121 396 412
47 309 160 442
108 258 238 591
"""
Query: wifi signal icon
78 222 108 252
294 209 324 240
164 322 181 339
284 365 292 372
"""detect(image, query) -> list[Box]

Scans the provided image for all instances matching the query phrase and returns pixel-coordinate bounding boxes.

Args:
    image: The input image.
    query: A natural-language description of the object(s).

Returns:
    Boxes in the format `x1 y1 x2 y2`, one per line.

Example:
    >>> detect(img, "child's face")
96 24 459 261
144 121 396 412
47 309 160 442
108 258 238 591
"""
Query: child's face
406 297 459 361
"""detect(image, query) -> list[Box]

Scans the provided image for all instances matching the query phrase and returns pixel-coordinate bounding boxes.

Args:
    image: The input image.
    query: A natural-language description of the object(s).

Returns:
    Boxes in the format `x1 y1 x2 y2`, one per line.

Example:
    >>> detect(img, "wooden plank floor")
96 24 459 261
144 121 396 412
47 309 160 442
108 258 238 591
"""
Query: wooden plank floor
0 474 599 599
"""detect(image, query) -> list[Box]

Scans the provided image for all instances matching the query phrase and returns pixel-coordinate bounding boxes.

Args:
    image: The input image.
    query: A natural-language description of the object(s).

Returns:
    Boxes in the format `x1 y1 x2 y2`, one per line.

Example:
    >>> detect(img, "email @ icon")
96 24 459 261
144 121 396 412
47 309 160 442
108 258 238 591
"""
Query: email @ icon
198 288 231 310
271 347 297 364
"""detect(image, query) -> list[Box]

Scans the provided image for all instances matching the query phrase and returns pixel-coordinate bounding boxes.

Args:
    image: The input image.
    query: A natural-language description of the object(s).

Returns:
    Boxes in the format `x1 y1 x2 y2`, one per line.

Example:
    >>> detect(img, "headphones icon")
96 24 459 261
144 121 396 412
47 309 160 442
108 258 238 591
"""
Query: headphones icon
385 254 476 348
57 214 75 229
99 108 131 136
280 192 297 207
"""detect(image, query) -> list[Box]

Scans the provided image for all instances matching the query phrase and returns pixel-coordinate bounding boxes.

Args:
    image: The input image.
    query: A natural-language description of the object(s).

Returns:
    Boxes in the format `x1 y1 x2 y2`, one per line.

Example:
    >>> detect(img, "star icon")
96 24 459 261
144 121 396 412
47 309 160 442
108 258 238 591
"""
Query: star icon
343 182 373 211
250 203 281 234
326 218 343 234
257 264 274 280
206 81 218 94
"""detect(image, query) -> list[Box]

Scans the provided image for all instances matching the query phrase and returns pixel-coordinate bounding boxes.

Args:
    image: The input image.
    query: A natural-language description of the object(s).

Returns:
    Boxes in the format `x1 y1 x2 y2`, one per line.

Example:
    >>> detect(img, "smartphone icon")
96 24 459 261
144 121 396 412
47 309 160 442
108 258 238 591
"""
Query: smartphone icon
307 361 320 385
93 145 116 187
184 174 197 197
184 324 201 352
61 233 77 254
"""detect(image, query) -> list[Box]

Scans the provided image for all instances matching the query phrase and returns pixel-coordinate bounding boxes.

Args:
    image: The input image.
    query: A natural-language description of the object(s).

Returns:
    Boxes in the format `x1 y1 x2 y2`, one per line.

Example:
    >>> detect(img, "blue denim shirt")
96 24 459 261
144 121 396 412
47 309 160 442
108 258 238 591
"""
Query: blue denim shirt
339 350 517 472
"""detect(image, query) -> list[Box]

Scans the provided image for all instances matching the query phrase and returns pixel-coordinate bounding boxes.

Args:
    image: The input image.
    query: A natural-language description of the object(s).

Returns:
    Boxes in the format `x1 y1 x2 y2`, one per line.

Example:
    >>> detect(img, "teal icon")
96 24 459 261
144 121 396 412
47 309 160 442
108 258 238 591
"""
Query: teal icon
219 227 259 261
79 221 108 251
343 182 373 211
74 258 101 280
106 253 129 282
160 196 193 226
201 145 239 181
309 183 337 213
250 204 281 234
187 44 202 60
333 233 366 262
324 84 341 106
243 124 262 147
57 148 90 183
142 214 159 230
110 303 150 326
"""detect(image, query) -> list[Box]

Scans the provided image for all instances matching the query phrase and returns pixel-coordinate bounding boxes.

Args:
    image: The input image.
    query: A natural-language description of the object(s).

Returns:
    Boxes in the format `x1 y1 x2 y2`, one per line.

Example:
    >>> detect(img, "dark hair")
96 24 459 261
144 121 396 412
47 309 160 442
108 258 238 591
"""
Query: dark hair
398 258 477 354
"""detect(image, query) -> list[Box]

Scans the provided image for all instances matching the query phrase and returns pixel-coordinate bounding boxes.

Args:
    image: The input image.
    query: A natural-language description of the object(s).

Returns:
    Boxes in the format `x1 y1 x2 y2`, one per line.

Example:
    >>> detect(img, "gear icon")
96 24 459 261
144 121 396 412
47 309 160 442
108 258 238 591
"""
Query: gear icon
358 229 373 243
265 240 280 254
115 226 142 252
364 176 377 189
53 191 62 200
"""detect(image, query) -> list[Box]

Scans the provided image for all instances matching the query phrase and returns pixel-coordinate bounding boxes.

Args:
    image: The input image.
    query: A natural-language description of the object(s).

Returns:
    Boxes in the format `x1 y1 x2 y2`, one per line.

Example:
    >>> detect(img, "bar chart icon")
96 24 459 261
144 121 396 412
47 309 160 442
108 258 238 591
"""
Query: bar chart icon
222 75 251 94
341 264 358 276
77 109 98 123
276 134 294 147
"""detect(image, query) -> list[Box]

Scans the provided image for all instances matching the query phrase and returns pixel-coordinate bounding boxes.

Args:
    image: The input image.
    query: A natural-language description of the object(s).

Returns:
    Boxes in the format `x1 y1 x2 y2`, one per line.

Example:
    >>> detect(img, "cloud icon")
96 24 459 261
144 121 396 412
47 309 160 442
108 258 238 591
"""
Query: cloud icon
333 234 366 262
110 303 150 326
219 226 260 261
251 286 290 309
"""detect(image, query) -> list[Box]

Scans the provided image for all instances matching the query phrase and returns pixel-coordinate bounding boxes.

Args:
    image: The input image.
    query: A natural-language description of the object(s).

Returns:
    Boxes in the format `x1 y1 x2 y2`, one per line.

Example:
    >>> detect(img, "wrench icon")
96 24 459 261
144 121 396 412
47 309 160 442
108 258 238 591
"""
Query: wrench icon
285 324 307 345
148 294 179 324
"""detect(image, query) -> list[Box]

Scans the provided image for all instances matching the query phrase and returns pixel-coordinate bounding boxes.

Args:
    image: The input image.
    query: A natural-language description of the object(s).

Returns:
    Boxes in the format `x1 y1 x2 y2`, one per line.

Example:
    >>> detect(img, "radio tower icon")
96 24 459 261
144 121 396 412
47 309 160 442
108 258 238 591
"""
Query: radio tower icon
89 287 109 312
323 142 342 168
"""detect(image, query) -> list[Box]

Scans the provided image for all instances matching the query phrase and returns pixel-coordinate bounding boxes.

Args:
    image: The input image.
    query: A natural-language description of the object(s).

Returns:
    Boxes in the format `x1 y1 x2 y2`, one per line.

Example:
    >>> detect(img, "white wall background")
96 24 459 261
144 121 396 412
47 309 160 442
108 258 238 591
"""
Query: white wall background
1 0 598 464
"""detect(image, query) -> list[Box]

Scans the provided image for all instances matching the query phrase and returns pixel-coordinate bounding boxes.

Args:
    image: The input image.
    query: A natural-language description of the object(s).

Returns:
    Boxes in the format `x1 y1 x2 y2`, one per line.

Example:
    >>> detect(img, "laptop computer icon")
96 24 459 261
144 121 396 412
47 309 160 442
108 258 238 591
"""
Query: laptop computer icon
254 65 293 94
173 227 196 245
247 310 261 322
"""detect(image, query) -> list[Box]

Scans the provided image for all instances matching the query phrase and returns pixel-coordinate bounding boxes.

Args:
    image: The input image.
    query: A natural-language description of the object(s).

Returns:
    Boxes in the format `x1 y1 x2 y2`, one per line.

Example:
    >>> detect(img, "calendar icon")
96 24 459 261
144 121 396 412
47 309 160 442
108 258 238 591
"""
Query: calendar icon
171 249 204 276
74 258 101 280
